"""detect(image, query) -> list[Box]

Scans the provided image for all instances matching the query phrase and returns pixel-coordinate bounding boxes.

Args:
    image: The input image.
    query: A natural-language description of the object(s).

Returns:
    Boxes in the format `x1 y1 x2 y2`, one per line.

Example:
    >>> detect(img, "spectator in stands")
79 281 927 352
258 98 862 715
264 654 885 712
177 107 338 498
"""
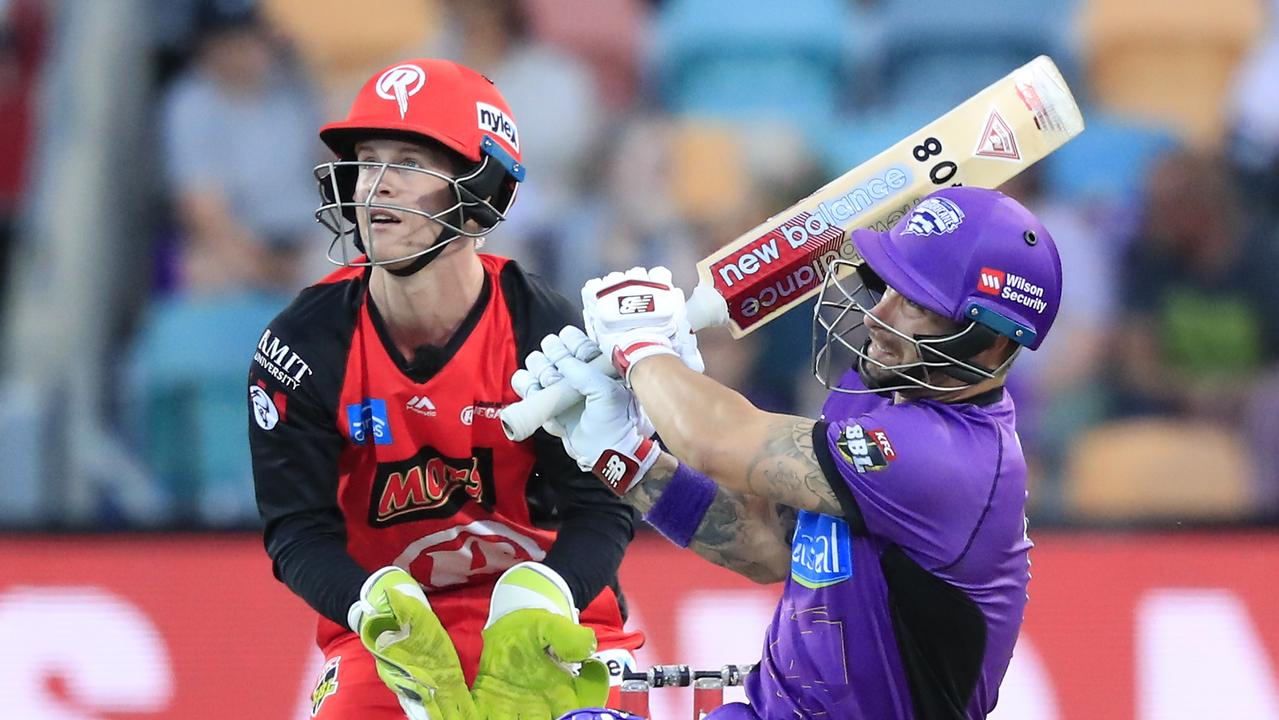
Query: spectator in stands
1109 149 1279 428
421 0 604 292
159 0 324 295
1227 0 1279 215
1000 169 1117 519
0 0 43 331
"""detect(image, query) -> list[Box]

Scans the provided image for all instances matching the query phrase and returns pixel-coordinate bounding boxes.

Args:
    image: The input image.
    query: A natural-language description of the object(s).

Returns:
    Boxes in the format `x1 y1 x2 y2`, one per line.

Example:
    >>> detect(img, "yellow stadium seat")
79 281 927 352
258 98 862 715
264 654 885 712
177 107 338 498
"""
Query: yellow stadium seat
669 120 751 227
1065 419 1255 521
1077 0 1265 148
263 0 440 111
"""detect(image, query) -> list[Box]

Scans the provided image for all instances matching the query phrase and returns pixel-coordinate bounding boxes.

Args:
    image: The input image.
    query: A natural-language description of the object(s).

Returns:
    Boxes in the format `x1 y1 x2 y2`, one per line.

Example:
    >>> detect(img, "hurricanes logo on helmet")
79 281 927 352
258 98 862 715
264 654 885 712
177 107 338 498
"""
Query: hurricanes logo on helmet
376 64 426 119
903 197 965 236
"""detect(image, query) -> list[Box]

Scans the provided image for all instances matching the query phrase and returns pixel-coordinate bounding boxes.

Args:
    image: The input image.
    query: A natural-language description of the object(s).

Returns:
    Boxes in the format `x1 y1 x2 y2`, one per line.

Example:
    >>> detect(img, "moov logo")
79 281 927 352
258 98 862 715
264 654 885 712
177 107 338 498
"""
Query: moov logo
347 398 393 445
790 510 853 589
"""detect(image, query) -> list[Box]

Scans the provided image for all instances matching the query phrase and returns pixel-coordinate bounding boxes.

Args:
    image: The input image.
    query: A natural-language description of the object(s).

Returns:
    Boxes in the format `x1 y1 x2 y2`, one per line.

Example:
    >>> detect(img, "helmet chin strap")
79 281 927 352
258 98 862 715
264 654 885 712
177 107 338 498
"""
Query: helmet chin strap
382 201 470 277
383 227 457 277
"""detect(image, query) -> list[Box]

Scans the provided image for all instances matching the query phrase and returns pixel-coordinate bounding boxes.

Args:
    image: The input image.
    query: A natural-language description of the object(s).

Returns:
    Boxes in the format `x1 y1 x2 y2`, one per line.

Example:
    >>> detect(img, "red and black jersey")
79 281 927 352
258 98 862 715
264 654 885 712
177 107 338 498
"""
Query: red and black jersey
248 254 637 651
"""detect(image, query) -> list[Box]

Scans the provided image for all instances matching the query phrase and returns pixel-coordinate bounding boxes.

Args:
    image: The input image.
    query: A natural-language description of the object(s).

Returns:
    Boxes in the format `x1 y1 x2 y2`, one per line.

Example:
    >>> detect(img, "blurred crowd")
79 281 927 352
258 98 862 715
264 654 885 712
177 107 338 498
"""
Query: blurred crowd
2 0 1278 530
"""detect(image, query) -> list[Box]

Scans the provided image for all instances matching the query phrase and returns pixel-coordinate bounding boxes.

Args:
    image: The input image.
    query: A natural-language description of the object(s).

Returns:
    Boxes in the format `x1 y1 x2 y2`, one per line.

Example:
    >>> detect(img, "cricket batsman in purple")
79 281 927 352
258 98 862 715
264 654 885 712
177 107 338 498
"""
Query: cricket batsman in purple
519 186 1063 719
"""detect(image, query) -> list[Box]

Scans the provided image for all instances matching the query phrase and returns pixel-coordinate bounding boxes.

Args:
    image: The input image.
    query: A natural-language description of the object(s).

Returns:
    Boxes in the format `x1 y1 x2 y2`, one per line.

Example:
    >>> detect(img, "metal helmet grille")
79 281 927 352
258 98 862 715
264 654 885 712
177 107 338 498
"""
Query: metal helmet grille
812 259 1010 395
312 155 516 268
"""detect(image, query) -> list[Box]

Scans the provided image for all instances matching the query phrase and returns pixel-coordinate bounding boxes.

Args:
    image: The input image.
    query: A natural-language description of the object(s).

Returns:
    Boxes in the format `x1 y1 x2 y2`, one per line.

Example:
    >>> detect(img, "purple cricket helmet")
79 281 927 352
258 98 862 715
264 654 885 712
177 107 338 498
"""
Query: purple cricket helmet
813 186 1062 393
555 710 647 720
853 186 1061 349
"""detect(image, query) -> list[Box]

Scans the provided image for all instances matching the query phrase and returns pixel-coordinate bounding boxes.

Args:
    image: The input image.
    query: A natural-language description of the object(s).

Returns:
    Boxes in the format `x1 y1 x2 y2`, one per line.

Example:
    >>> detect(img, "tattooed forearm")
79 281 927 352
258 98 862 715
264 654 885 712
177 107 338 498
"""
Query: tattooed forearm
629 454 796 583
743 418 842 516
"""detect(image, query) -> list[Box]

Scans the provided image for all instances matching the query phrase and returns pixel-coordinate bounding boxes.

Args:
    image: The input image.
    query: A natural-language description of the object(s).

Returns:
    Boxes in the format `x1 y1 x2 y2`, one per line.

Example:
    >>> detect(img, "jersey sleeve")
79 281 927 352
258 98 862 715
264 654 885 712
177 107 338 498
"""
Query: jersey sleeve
500 260 637 608
812 403 1004 570
249 281 369 628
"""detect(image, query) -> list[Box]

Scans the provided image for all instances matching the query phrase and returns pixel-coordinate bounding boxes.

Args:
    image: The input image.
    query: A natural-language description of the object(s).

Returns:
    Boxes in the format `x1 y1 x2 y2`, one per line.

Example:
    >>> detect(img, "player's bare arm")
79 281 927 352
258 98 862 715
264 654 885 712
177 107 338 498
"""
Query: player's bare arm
628 356 842 517
629 452 796 583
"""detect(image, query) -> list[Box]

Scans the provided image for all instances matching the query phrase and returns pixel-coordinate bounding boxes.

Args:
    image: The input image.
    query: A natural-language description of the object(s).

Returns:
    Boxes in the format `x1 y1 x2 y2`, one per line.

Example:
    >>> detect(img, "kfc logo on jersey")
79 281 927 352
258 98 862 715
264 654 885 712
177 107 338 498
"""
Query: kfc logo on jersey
618 294 656 314
347 398 393 445
869 428 896 461
370 447 496 525
978 267 1006 295
376 63 426 119
477 102 519 152
902 197 965 236
836 423 894 472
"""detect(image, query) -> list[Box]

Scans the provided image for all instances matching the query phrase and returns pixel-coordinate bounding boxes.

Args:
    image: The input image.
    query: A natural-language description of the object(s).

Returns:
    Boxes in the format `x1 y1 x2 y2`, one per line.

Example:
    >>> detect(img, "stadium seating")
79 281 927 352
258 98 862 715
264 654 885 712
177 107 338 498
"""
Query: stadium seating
649 0 855 140
1077 0 1266 147
263 0 439 111
126 293 290 525
1064 419 1255 522
873 0 1076 117
1041 112 1181 204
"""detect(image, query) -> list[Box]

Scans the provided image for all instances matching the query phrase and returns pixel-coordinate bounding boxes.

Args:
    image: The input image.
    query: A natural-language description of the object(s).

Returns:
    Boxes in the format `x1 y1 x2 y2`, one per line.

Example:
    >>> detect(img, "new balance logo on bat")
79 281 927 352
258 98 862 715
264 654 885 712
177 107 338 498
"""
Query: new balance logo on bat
618 294 656 314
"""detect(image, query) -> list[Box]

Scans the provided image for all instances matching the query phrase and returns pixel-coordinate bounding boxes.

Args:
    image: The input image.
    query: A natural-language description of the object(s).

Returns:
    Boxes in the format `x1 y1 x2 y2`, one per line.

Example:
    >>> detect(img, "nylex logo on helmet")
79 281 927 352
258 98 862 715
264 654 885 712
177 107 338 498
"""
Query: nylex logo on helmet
977 266 1048 314
477 102 519 152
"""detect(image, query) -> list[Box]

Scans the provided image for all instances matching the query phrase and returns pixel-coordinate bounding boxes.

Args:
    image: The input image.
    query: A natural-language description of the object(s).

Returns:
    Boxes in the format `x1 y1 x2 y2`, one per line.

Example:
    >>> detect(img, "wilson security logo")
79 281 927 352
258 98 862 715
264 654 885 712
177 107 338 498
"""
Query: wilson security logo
977 266 1048 314
791 510 852 589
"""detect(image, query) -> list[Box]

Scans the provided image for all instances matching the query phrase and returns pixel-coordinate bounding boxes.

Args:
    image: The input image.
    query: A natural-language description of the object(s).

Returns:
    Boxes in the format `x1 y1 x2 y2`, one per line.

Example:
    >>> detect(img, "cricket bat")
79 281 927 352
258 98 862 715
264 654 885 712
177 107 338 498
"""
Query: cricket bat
500 54 1084 441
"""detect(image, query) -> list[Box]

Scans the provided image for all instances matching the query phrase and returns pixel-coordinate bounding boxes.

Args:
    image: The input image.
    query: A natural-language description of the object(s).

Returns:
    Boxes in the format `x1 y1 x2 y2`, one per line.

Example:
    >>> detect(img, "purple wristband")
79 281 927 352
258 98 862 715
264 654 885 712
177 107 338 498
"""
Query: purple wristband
642 462 717 548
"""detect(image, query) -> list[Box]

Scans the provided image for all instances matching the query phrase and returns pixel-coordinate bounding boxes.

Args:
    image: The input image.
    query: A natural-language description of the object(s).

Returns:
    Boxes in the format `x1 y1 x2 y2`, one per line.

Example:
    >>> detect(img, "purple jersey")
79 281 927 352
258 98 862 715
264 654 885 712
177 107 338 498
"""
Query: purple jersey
745 370 1031 719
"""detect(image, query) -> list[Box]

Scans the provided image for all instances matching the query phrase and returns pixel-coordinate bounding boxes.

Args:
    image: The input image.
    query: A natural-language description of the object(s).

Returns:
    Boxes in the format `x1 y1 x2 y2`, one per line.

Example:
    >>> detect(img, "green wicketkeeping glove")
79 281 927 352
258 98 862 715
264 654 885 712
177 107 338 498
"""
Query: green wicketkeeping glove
349 566 480 720
471 562 610 719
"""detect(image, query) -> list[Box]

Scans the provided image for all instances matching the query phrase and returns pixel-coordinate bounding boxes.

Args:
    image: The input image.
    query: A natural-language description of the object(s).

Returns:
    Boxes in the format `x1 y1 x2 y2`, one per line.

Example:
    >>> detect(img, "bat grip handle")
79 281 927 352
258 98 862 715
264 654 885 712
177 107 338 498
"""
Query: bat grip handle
499 284 728 441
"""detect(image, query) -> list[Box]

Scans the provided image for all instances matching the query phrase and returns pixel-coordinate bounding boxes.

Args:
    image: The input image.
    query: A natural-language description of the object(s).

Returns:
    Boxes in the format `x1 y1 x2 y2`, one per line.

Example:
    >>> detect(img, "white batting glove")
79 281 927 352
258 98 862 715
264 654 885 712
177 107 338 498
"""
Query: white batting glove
512 327 659 495
581 267 704 384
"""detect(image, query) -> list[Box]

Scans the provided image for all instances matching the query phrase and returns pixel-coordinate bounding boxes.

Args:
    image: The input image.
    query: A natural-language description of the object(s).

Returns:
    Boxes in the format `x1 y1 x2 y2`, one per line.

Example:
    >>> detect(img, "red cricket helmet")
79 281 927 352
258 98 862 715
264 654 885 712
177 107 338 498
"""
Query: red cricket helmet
314 58 526 270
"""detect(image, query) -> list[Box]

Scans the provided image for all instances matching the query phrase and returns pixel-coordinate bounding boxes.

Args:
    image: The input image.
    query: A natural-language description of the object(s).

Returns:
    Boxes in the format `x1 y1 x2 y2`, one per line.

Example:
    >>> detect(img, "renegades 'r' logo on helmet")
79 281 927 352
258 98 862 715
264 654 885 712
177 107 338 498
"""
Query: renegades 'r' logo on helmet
374 63 427 119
